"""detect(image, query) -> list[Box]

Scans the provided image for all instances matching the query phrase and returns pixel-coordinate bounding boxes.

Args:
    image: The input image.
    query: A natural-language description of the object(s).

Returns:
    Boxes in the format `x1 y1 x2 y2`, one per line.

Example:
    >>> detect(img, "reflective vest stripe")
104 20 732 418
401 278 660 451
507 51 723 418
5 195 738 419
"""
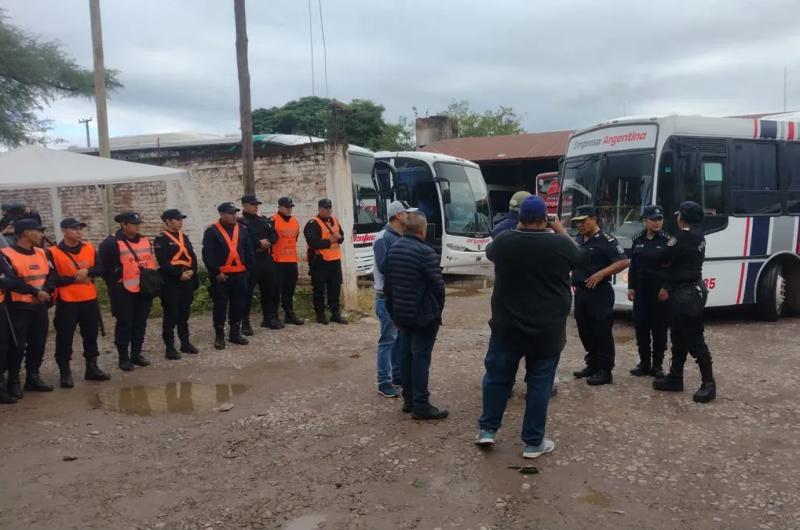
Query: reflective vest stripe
50 244 98 302
271 214 300 263
312 216 342 262
162 231 193 267
0 247 50 303
214 222 246 273
117 238 156 293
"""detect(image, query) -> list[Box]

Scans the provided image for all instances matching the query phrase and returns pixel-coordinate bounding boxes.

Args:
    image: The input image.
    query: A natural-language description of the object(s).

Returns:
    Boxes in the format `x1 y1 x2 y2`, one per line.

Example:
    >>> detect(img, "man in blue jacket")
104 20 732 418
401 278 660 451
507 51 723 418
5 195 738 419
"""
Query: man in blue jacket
384 211 448 420
491 191 531 238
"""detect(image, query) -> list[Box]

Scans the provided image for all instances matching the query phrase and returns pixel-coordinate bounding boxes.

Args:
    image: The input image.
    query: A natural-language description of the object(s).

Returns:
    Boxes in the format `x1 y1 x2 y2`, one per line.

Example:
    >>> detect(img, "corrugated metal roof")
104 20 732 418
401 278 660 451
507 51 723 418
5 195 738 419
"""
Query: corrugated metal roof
419 130 572 162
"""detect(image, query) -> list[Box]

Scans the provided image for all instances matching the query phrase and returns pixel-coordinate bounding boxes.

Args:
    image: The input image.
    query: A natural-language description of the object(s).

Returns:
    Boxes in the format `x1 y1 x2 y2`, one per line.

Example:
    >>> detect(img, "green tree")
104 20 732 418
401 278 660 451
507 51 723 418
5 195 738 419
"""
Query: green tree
443 100 524 137
0 10 121 147
253 96 414 151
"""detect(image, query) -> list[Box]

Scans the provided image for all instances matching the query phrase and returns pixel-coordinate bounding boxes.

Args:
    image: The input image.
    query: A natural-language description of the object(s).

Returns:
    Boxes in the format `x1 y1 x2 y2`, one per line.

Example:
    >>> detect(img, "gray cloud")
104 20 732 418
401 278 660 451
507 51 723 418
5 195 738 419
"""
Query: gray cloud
5 0 800 147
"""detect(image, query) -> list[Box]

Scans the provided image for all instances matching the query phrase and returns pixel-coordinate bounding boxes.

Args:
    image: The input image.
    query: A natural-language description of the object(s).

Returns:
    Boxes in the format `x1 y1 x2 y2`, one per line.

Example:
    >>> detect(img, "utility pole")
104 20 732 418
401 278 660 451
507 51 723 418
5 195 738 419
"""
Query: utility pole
89 0 114 233
234 0 255 195
78 117 93 148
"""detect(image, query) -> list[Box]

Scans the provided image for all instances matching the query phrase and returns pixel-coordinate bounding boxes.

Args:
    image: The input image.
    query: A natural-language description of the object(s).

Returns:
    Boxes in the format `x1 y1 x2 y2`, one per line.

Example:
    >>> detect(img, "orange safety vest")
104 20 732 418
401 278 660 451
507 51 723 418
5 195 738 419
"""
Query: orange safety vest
50 243 98 302
162 230 193 267
0 246 50 303
117 237 156 293
271 214 300 263
214 221 246 273
312 216 342 262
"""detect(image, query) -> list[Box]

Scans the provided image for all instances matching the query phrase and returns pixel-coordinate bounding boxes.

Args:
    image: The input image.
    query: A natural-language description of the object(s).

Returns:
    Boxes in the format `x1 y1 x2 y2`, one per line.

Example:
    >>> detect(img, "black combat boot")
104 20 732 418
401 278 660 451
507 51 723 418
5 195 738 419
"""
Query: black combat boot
653 374 684 391
693 357 716 403
0 376 17 404
412 404 449 420
587 369 613 386
24 373 54 392
165 344 182 360
651 352 665 379
85 358 111 381
118 346 134 372
241 319 254 336
283 311 305 325
573 366 597 379
262 318 285 330
330 312 348 325
58 364 74 389
229 323 249 345
214 325 226 350
316 312 329 325
6 372 23 399
130 349 151 367
630 353 651 376
179 340 199 354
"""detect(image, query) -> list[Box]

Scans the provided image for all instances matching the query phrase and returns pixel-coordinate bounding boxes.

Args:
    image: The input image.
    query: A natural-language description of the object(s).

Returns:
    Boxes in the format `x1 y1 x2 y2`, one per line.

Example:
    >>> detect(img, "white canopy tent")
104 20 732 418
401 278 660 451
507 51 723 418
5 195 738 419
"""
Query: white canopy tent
0 145 201 239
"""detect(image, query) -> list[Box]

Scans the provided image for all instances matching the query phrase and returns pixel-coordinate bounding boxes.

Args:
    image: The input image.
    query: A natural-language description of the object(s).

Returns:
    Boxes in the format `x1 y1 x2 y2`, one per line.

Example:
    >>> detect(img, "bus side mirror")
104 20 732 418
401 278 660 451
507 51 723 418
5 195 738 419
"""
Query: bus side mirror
441 189 452 205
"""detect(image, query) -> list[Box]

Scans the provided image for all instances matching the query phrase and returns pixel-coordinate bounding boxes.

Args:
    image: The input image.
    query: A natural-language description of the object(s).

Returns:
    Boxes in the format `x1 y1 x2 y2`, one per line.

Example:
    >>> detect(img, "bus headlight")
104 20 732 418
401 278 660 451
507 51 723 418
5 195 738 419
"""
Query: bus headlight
446 243 469 252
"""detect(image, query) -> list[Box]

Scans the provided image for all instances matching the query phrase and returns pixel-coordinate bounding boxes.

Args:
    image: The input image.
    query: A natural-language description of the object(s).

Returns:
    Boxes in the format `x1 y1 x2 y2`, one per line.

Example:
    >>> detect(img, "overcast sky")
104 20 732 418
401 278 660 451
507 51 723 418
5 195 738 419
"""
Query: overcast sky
5 0 800 147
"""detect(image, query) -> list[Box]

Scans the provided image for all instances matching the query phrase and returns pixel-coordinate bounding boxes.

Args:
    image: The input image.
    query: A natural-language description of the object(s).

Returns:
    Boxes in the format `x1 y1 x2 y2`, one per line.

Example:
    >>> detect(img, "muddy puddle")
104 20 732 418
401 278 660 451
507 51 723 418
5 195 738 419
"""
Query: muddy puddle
283 515 326 530
94 383 247 416
445 276 495 297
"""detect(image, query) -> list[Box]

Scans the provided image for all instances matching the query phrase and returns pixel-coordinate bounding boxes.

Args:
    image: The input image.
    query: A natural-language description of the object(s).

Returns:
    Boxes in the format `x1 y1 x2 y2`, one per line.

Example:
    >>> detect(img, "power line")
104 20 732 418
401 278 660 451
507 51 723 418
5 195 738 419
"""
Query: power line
308 0 315 96
317 0 329 97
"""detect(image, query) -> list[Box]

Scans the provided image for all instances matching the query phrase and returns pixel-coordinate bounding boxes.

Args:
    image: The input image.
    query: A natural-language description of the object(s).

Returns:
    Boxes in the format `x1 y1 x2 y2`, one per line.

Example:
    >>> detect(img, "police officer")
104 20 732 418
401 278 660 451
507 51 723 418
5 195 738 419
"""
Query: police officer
270 197 304 325
0 218 55 396
304 198 347 325
48 218 110 387
99 211 157 371
570 205 630 386
653 201 716 403
202 202 254 350
238 194 281 332
154 209 199 360
0 268 14 403
627 205 671 378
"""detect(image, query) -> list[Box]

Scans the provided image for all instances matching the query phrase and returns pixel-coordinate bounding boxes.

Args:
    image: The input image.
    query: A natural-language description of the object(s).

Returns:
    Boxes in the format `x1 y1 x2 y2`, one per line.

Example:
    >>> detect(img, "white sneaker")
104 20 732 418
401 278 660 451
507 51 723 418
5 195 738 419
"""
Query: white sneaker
522 438 555 459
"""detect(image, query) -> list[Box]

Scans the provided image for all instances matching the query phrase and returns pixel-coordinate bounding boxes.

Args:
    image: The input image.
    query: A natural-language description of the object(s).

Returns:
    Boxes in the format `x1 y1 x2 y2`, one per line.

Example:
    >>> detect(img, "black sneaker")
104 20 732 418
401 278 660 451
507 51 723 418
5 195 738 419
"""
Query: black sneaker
630 364 651 377
573 366 597 379
587 370 613 386
24 374 54 392
693 382 716 403
653 375 684 392
412 405 449 420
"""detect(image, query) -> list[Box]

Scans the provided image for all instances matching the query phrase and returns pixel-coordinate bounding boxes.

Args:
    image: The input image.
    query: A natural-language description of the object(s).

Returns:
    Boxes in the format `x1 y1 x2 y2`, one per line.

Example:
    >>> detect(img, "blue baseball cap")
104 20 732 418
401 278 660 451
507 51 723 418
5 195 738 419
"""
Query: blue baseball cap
519 195 547 222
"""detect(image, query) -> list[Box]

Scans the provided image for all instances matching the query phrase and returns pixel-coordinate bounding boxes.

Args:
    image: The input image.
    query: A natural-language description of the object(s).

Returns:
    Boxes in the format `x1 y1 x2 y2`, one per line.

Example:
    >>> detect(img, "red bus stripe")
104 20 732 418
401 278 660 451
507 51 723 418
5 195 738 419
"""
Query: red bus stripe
753 119 759 138
789 121 796 140
736 217 752 304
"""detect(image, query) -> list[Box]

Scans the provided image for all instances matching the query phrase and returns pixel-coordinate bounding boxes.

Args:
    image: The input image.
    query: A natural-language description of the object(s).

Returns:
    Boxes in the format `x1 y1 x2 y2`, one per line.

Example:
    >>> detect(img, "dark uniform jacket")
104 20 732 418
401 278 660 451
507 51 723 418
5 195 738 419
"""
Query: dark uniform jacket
201 222 255 278
47 241 104 289
239 213 278 263
572 229 626 286
98 231 151 286
655 228 705 288
153 231 199 288
384 235 445 328
0 244 56 311
628 230 671 292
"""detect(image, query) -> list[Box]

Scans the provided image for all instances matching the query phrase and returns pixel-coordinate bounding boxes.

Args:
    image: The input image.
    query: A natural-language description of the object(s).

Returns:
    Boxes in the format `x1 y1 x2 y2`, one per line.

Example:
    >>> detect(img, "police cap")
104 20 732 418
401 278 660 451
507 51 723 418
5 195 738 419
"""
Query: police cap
677 201 704 225
161 209 187 221
278 196 295 208
114 211 142 225
318 198 333 208
14 218 45 235
218 202 240 214
642 205 664 220
240 194 262 205
571 205 598 223
60 217 87 229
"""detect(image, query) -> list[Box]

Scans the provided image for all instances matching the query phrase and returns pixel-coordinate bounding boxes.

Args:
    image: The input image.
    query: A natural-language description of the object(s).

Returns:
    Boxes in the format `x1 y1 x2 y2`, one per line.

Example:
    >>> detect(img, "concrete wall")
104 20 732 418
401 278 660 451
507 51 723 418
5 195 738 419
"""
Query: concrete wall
416 116 458 148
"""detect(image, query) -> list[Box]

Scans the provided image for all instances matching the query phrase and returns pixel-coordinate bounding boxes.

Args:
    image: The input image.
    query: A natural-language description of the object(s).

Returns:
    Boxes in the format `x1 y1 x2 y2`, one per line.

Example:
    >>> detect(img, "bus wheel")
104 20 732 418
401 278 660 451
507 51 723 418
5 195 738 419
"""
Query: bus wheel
755 263 786 321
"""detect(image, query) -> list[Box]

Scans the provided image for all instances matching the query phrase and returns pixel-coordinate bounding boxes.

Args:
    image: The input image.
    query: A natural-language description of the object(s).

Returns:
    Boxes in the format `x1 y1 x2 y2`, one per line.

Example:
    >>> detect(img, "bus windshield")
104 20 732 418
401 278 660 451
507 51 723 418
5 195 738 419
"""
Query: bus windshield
434 162 492 236
561 151 655 244
351 154 385 229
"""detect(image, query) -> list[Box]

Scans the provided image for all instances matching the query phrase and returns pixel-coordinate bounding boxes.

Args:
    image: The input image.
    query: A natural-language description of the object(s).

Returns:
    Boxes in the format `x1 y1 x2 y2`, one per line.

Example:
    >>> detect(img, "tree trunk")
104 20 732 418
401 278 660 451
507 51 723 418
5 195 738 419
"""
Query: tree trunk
234 0 255 195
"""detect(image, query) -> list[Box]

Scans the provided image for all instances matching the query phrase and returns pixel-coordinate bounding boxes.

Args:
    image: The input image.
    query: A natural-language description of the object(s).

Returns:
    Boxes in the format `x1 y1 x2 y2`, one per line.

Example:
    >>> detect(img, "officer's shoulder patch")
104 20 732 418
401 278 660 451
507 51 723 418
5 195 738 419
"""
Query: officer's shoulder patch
657 230 671 239
667 237 678 247
603 233 617 242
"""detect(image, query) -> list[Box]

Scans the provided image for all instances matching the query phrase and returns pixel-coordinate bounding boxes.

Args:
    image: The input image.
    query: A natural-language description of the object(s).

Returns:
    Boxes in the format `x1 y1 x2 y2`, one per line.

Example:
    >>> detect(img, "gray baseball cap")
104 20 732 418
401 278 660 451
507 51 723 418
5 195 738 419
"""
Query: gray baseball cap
387 200 418 219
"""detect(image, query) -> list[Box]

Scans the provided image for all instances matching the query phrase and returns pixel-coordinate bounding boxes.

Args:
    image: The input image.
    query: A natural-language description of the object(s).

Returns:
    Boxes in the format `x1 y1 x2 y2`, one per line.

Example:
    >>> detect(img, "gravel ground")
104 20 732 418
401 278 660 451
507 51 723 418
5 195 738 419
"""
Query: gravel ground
1 280 798 530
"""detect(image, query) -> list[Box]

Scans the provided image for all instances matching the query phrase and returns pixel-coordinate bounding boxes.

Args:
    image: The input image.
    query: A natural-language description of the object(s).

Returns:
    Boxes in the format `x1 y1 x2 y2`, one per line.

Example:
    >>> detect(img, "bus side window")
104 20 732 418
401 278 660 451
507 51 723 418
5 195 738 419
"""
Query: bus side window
730 141 781 216
785 143 800 215
700 159 728 234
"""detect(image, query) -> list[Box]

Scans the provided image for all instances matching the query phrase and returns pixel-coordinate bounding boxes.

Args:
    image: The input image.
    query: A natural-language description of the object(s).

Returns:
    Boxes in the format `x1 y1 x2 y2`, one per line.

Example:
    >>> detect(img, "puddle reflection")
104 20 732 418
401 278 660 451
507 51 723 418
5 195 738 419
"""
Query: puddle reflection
95 383 247 416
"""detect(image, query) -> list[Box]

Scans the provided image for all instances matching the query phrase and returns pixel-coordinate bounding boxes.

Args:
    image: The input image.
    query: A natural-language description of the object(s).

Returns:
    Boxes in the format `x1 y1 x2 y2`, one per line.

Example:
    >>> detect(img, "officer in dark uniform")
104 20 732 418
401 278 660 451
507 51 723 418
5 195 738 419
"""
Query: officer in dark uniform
202 202 255 350
653 201 716 403
627 205 671 378
154 209 199 360
238 194 281 333
570 205 630 386
304 198 347 325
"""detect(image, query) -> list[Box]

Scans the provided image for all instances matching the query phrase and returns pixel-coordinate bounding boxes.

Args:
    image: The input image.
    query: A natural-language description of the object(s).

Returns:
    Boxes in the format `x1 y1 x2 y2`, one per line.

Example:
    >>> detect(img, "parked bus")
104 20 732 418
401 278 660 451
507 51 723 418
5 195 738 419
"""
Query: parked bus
535 171 560 214
349 146 386 276
375 151 493 270
558 113 800 320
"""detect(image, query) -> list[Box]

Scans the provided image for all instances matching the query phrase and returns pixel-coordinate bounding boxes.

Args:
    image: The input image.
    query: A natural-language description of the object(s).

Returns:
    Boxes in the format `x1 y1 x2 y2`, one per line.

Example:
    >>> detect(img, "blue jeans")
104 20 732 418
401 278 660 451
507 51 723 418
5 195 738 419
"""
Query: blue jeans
399 322 440 411
375 295 402 386
479 331 561 446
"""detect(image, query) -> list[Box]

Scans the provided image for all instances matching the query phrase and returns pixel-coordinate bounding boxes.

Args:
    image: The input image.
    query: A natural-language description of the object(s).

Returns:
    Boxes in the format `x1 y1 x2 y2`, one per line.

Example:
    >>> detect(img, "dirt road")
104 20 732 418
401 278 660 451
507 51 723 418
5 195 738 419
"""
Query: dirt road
1 281 799 530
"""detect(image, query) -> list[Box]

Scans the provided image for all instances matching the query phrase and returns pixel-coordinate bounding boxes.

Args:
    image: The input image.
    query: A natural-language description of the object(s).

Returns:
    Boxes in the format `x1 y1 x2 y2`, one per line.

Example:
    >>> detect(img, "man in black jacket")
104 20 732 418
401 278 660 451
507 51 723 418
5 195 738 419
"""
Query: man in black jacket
239 194 281 333
304 198 347 325
154 209 199 360
202 202 255 350
476 196 589 458
384 211 448 420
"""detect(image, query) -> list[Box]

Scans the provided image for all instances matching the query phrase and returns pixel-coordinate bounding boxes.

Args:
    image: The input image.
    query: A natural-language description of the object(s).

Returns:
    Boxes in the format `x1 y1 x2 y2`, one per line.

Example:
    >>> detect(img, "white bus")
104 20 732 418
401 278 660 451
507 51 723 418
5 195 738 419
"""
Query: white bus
375 151 492 270
559 113 800 320
349 145 385 275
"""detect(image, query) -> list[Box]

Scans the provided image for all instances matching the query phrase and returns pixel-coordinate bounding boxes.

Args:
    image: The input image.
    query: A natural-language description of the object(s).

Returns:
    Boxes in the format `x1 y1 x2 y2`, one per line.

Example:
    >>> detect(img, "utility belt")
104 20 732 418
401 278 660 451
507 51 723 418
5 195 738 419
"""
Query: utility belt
670 280 707 317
